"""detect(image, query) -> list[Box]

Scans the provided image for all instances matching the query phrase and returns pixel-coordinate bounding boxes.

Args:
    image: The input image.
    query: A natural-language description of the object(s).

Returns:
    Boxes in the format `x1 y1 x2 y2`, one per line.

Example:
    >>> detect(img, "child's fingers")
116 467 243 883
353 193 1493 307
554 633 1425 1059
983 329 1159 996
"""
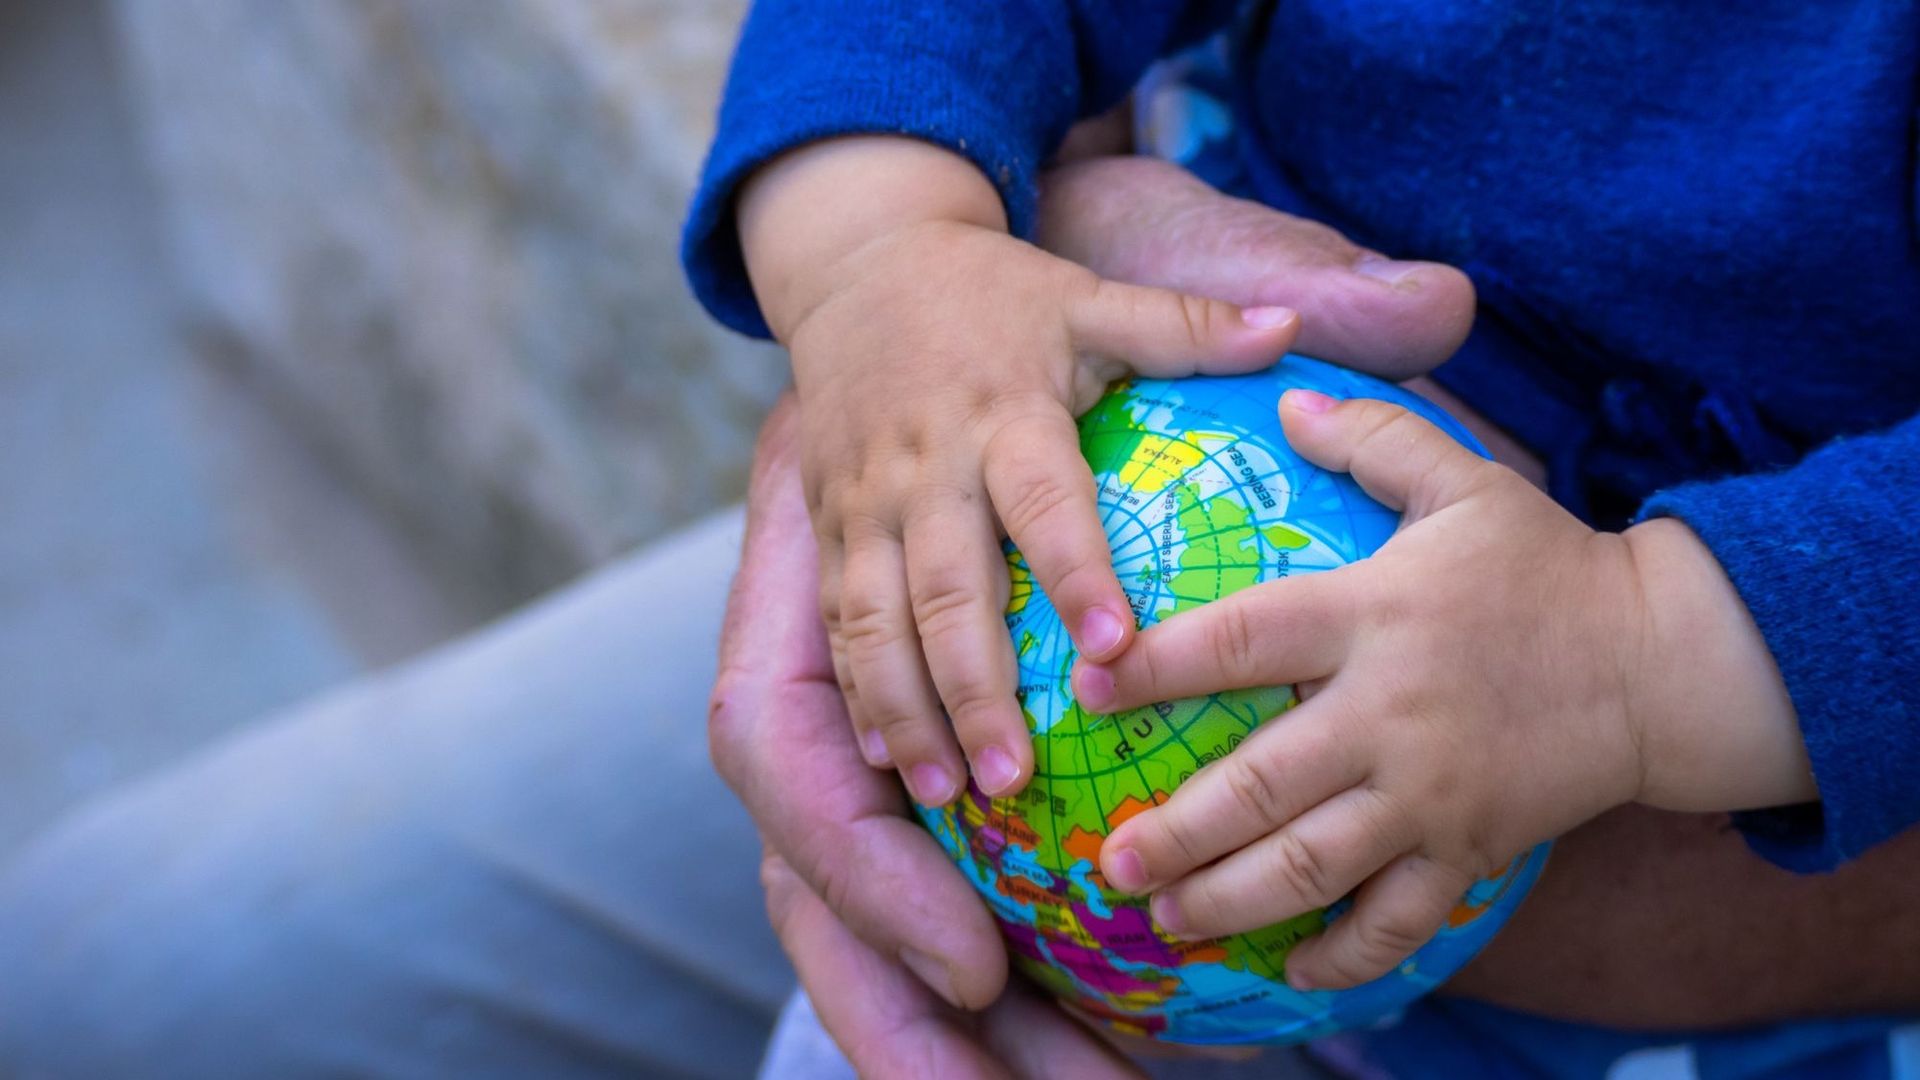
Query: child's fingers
902 491 1031 797
829 630 889 767
840 526 964 806
1070 573 1351 714
1147 786 1416 942
1067 278 1299 377
1098 708 1364 893
1281 855 1473 991
815 550 889 768
982 406 1135 663
1278 391 1494 520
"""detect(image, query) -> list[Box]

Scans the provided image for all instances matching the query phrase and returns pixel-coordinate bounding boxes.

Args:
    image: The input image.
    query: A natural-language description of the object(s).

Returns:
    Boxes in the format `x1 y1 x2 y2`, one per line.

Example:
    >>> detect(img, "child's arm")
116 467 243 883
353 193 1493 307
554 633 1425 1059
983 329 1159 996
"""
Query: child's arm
734 136 1300 805
1074 391 1816 990
682 2 1252 806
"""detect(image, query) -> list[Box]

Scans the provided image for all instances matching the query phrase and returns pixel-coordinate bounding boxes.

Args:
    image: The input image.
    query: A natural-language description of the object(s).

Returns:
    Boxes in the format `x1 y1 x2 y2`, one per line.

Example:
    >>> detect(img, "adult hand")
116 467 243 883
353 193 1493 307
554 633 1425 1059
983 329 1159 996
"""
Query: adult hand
1038 156 1546 486
711 395 1142 1078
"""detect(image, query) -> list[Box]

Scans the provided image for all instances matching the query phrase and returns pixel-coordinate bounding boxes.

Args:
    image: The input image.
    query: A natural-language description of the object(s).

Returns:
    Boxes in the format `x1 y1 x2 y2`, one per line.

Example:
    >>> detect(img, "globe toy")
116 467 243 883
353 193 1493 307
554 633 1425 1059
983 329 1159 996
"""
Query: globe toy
914 355 1549 1045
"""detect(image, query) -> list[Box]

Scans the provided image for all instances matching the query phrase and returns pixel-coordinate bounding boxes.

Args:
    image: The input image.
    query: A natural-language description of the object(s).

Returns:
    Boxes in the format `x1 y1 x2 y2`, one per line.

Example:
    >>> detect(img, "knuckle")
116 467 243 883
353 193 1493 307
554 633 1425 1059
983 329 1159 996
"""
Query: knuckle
1179 878 1228 929
1176 293 1212 349
1224 757 1289 828
942 682 1010 735
1265 829 1336 905
1044 560 1114 617
1154 814 1210 872
839 501 900 546
867 702 926 737
997 469 1085 538
1072 269 1112 315
906 573 981 642
706 683 750 789
1128 639 1166 701
1346 912 1427 976
902 474 977 516
1209 602 1264 683
838 598 900 657
1377 404 1425 438
818 594 845 637
1351 403 1417 451
759 853 804 931
826 634 857 688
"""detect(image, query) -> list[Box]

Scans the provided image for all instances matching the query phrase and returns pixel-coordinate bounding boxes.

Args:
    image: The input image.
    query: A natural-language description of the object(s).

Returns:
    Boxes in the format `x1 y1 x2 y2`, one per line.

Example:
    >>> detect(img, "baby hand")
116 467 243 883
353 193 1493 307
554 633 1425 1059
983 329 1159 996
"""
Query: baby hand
741 138 1302 808
1072 390 1812 990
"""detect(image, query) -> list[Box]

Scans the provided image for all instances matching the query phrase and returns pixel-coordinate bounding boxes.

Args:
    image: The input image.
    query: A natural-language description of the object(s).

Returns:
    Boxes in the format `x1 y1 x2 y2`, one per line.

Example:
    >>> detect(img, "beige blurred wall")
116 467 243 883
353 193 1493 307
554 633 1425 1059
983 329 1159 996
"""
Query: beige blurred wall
111 0 785 613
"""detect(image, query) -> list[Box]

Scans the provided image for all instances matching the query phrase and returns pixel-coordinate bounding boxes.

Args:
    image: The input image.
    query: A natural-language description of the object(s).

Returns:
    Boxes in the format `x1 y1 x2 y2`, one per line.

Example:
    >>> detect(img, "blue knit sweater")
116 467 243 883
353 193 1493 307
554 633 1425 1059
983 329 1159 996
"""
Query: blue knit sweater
682 0 1920 874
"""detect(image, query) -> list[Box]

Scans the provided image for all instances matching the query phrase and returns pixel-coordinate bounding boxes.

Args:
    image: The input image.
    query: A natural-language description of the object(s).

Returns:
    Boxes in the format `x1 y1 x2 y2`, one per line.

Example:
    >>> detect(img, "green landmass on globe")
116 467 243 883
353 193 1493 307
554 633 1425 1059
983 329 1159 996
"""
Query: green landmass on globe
913 356 1549 1045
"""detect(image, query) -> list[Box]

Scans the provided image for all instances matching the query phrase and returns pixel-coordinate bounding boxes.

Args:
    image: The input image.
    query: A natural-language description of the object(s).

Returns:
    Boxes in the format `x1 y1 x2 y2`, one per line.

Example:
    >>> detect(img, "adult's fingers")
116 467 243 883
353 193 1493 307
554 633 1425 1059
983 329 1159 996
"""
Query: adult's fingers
979 981 1148 1080
768 850 1146 1080
903 488 1029 797
1067 275 1300 378
1278 392 1495 521
715 597 1006 1010
1099 705 1364 894
1071 570 1351 714
981 405 1135 664
762 852 1014 1079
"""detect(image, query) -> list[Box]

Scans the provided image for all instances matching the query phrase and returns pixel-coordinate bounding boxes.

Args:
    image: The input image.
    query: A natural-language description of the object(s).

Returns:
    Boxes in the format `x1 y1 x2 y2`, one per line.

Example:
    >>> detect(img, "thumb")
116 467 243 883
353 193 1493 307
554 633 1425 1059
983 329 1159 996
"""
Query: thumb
1279 390 1493 520
1066 276 1301 378
1039 157 1473 378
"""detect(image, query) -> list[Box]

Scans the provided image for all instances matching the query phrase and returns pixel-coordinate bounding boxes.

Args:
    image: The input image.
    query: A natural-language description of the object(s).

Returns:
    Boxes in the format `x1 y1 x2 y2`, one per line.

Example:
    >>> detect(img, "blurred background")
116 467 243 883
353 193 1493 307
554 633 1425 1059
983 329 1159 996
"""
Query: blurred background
0 0 781 863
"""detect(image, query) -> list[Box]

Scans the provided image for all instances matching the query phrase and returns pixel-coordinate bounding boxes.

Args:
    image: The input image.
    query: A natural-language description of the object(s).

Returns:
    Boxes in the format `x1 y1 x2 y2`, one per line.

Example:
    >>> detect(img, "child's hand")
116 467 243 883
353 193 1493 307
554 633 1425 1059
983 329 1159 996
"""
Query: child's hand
738 137 1302 807
1072 390 1814 990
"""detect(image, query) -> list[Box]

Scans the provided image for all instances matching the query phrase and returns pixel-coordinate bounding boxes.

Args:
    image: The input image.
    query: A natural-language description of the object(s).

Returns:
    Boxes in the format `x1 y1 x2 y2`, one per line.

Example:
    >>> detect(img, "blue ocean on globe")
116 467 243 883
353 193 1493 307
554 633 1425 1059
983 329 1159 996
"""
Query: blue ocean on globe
916 355 1551 1044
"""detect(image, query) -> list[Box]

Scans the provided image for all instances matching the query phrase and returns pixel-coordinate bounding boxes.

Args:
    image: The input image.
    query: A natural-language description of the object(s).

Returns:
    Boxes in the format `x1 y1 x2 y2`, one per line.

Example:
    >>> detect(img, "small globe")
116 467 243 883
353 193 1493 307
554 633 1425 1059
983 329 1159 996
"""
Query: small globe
915 356 1548 1045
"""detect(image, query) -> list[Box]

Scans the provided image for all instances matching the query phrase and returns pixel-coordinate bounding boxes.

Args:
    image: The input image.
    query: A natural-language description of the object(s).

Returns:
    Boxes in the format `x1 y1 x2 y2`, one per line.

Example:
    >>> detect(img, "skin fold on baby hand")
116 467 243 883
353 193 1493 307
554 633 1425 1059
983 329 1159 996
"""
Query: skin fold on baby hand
738 136 1302 807
1072 389 1815 992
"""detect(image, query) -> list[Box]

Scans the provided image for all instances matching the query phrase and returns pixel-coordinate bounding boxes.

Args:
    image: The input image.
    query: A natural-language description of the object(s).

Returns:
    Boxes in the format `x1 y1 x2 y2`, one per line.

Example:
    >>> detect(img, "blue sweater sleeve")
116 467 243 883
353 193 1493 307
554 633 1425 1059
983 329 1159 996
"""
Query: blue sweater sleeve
681 0 1236 339
1639 413 1920 872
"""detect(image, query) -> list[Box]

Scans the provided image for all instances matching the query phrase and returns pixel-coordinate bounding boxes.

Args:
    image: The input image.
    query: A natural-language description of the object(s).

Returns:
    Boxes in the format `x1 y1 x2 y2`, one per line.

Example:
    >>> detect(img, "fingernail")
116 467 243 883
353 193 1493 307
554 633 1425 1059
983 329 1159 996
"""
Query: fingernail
1106 847 1148 892
899 948 963 1009
859 728 891 767
1284 388 1336 415
974 744 1022 795
1079 608 1127 657
1151 892 1189 938
1287 967 1316 992
1074 664 1116 711
1353 255 1424 289
908 763 957 806
1241 305 1297 330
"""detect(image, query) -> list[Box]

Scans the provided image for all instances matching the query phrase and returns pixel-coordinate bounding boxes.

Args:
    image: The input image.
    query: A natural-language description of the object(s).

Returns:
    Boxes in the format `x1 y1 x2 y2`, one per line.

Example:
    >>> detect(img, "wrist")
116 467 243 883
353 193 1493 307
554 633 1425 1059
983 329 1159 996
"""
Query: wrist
738 135 1007 341
1621 517 1814 811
